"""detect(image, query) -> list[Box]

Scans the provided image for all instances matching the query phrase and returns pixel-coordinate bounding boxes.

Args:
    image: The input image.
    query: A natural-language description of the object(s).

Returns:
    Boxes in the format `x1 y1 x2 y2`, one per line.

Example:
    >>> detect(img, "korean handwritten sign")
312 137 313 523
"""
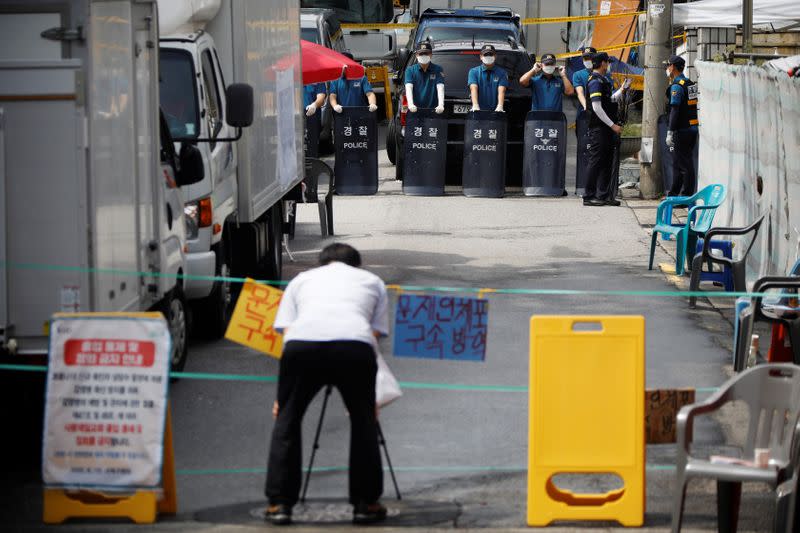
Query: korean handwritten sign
644 388 695 444
225 279 283 358
393 295 488 361
42 313 170 488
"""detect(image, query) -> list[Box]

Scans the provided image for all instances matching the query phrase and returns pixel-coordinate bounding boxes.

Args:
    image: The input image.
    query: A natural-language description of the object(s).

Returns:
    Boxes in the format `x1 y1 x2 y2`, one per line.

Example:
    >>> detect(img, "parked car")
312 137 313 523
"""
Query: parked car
403 8 525 56
301 8 346 152
389 40 534 186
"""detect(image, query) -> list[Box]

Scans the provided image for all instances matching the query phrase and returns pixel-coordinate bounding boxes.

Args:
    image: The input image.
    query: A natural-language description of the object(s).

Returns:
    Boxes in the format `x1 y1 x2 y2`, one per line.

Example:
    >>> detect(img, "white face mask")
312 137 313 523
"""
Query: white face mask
665 68 672 78
543 65 556 75
583 59 593 69
417 55 431 65
481 55 495 66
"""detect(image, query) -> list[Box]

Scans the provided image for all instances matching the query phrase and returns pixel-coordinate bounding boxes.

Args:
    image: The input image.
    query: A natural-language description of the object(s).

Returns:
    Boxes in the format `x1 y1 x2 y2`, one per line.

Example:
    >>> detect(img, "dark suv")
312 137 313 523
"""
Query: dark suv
388 40 534 185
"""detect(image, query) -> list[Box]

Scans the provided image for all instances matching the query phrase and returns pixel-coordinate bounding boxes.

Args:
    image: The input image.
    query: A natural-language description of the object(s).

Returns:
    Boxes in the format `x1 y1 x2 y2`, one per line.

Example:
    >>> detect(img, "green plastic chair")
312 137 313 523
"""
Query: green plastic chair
648 184 727 276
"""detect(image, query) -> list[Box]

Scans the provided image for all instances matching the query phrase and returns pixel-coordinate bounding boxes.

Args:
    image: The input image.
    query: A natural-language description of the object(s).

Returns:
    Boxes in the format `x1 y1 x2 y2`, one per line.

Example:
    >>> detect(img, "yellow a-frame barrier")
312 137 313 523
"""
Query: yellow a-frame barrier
528 316 645 527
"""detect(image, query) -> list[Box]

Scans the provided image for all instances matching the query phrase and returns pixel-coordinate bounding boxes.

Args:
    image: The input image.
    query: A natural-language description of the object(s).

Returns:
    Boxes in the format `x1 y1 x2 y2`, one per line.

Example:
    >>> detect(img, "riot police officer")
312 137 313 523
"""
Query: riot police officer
467 44 509 112
583 52 626 207
664 55 699 197
404 41 445 114
329 52 378 113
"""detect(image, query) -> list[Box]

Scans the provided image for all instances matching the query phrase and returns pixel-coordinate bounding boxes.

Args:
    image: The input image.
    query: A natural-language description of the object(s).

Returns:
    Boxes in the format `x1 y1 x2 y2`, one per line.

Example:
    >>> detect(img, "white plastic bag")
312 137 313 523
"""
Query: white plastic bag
375 349 402 408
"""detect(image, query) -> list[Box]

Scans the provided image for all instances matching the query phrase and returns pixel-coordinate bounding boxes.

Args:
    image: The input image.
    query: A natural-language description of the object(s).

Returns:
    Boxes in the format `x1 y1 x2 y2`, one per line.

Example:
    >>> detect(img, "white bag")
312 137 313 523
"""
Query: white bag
375 349 402 408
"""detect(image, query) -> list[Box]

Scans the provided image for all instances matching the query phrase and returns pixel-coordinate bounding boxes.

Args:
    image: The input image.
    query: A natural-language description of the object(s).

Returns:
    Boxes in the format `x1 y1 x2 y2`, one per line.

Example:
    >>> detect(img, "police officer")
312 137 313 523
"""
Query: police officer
664 55 699 197
583 52 626 207
404 41 445 114
520 53 574 112
303 82 327 157
329 52 378 113
467 44 509 112
572 46 597 113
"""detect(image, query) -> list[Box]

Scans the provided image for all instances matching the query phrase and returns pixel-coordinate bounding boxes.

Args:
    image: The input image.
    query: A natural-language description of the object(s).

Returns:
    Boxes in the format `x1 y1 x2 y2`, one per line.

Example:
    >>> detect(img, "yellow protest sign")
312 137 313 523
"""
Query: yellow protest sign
225 279 284 358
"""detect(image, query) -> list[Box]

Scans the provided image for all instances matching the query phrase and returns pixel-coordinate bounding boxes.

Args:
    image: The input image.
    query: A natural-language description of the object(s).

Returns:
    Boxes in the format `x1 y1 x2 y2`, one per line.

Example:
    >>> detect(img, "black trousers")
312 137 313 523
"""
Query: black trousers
669 129 698 197
265 340 382 507
584 126 615 201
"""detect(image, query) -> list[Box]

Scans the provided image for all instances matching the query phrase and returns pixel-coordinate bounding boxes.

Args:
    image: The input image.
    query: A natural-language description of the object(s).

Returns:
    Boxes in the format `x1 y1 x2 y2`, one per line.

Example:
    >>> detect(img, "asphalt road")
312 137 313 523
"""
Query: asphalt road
1 113 774 531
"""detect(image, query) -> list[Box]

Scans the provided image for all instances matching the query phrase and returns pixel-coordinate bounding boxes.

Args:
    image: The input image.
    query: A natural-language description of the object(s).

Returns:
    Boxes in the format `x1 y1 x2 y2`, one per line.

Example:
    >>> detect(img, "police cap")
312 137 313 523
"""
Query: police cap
541 53 556 65
581 46 597 58
663 54 686 69
416 41 433 53
592 51 609 67
480 44 496 56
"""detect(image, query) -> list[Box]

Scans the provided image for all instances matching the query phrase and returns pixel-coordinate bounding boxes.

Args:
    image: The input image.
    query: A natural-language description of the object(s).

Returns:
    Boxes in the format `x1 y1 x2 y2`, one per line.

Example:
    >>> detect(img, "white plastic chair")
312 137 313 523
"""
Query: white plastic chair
672 364 800 532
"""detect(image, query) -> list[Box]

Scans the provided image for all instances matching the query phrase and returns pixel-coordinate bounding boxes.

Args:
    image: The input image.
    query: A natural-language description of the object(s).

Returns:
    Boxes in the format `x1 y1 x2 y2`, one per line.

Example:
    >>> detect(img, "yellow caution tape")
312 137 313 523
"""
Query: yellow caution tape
522 11 644 25
612 72 645 91
556 40 644 59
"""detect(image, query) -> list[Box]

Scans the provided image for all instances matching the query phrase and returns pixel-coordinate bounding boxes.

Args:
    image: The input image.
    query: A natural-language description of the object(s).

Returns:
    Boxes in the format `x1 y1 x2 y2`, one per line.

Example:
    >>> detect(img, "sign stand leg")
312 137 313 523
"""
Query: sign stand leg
158 403 177 514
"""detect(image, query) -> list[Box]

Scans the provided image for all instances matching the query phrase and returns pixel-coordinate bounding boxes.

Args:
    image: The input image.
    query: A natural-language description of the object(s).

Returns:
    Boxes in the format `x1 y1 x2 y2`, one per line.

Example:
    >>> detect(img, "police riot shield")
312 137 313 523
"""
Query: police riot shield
402 109 448 196
462 110 507 198
574 111 589 196
658 114 699 194
304 112 321 158
334 107 378 195
522 110 567 197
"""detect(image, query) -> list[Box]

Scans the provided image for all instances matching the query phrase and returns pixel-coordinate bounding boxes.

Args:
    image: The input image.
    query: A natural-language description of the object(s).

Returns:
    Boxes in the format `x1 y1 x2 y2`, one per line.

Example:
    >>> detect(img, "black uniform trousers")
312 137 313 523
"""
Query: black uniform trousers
584 125 615 201
265 340 382 507
668 129 698 197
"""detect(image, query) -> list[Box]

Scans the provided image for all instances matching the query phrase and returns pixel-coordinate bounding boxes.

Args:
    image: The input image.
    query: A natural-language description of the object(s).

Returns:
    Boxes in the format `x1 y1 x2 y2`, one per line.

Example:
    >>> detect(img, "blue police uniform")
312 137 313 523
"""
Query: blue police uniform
572 68 591 99
303 83 327 107
329 75 373 107
404 63 444 109
667 73 699 196
529 73 564 112
467 64 509 110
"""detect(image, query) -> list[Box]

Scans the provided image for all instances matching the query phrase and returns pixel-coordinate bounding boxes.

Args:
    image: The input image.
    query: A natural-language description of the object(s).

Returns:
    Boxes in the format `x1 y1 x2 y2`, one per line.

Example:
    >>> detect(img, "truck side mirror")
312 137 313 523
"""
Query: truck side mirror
176 143 204 186
226 83 254 128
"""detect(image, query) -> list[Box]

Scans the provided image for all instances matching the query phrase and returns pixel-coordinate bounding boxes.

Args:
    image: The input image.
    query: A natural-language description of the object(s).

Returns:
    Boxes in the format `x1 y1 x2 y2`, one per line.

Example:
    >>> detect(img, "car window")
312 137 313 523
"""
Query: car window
419 26 516 45
159 49 200 139
200 49 223 141
301 27 321 44
414 50 532 98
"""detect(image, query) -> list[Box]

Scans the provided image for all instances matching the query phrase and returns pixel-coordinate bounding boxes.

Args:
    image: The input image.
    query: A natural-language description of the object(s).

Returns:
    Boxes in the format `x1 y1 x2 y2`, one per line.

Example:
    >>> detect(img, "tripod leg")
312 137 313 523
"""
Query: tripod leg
300 385 332 503
377 422 401 500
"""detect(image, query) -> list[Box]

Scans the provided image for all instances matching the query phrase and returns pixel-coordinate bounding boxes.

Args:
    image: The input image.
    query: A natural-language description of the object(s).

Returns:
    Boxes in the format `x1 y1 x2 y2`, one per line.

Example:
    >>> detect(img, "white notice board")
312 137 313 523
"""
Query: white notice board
42 314 171 490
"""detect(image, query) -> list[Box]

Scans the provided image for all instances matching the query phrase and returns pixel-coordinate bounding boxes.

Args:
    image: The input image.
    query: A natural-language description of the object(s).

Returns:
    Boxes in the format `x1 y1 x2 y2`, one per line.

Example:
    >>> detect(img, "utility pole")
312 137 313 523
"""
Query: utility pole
742 0 753 52
639 0 673 199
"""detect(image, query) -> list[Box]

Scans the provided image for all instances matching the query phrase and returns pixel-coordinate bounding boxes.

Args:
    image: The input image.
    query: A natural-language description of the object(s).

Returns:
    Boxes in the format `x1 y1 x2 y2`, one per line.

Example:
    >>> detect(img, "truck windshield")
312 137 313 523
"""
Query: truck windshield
301 27 321 44
159 49 200 139
300 0 393 23
419 27 516 44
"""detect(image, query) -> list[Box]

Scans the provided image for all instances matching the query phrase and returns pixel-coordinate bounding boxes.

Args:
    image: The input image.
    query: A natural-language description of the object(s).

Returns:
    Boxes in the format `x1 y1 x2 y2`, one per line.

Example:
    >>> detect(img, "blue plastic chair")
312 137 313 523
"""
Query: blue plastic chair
648 184 727 276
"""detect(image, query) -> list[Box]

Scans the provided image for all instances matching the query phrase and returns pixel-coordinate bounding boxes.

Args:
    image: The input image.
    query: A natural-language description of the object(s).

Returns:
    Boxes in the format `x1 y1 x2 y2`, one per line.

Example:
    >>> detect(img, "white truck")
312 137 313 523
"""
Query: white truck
158 0 304 338
0 0 242 370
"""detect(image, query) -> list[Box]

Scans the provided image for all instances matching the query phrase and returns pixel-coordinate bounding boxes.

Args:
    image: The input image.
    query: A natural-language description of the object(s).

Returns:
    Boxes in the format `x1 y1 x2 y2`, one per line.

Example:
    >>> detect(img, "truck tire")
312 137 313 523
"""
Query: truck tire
264 203 283 283
164 286 188 373
193 240 233 340
386 120 397 165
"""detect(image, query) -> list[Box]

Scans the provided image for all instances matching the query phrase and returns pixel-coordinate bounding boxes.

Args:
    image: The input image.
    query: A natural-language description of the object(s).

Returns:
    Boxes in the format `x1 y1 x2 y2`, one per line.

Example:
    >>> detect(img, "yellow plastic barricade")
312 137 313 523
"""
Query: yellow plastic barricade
528 315 645 527
365 65 394 120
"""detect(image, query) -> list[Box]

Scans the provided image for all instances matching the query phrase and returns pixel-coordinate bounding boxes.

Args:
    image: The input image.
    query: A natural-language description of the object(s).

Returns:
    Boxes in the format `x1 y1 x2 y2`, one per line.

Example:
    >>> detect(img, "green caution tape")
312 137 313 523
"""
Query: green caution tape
0 364 720 395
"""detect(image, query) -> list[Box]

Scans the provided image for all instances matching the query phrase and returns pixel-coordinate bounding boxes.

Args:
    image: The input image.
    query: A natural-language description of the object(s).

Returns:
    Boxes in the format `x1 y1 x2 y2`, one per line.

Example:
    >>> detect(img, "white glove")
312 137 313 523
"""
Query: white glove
471 105 480 112
368 103 378 112
305 103 317 117
494 105 504 113
666 130 675 148
408 104 418 113
333 104 343 113
435 105 445 114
